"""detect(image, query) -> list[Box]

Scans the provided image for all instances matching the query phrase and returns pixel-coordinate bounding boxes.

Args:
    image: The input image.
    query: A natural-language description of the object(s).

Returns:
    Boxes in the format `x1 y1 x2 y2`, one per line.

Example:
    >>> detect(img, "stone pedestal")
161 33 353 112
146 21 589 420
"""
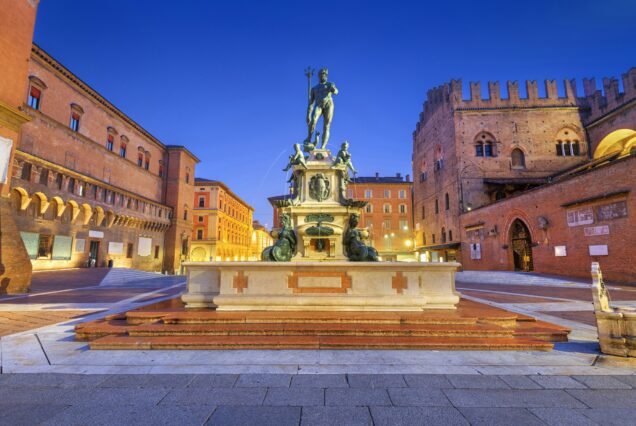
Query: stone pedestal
181 261 461 311
278 148 367 261
0 196 32 293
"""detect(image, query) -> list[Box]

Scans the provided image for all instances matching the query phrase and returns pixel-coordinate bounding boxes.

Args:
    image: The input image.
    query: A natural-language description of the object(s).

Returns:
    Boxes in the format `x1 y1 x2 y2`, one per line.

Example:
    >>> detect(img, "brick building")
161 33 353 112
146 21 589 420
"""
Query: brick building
348 173 414 261
412 68 635 281
2 5 200 284
190 178 254 262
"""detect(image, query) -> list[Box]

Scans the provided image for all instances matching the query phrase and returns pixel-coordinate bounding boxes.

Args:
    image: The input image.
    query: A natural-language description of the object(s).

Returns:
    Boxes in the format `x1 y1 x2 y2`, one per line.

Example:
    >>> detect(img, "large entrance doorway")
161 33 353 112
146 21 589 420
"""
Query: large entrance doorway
510 219 533 272
89 240 100 267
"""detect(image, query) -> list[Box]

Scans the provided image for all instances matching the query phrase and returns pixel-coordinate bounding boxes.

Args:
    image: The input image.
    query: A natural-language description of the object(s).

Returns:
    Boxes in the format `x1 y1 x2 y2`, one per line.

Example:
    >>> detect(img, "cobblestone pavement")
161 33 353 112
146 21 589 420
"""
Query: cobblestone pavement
1 373 635 425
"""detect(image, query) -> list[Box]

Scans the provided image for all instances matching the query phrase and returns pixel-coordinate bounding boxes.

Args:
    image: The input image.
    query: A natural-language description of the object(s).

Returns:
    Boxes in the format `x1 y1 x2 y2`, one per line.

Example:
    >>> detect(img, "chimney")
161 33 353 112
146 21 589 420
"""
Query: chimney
396 172 401 179
406 174 410 182
375 172 379 180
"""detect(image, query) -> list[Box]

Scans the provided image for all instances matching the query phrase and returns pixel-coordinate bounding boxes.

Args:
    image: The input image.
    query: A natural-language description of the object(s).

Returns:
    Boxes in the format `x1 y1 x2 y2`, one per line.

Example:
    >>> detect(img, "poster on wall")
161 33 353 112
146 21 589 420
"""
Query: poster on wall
470 243 481 260
20 232 39 259
0 136 13 184
584 226 610 237
566 208 594 227
596 201 628 221
554 246 567 257
52 235 73 260
108 242 124 255
75 239 86 252
138 237 152 257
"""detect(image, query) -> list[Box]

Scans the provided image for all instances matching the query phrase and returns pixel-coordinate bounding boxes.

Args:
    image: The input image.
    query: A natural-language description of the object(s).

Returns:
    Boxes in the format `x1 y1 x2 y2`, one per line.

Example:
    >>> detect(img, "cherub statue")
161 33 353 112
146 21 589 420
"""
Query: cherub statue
283 143 308 172
332 141 356 174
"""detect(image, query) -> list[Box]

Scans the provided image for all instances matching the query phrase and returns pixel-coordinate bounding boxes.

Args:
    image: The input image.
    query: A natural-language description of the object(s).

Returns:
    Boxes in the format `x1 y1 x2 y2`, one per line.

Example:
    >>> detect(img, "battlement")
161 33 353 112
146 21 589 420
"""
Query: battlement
580 67 636 124
413 68 636 141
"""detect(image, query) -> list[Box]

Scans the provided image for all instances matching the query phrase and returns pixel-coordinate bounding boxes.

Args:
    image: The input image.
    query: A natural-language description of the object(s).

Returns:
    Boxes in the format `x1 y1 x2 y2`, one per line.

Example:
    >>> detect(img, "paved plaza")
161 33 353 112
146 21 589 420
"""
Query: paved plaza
0 269 635 424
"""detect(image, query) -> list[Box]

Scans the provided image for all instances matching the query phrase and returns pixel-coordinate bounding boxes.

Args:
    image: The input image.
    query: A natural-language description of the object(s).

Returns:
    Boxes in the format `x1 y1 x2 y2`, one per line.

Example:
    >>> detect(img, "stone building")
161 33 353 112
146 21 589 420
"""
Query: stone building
6 39 199 278
250 220 273 261
412 68 636 281
348 173 414 261
190 178 254 262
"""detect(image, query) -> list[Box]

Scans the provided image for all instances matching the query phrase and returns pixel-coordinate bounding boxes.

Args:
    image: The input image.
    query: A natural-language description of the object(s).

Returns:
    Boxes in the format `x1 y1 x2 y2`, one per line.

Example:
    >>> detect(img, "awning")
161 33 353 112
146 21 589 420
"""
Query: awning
417 242 461 251
483 178 548 186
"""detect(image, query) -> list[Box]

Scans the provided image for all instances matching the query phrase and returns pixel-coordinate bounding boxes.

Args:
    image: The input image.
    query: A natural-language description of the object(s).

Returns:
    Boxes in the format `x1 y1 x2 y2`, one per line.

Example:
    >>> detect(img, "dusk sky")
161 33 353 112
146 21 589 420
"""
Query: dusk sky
33 0 635 226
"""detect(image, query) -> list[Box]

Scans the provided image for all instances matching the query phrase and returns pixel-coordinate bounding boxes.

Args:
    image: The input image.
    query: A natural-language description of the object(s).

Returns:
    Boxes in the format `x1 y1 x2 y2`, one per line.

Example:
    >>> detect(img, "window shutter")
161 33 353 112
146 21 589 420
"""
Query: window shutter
30 86 41 98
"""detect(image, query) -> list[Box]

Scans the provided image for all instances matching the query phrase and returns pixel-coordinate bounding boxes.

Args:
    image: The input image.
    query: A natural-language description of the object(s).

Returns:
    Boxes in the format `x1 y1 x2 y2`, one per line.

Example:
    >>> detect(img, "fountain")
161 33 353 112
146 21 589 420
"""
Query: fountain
180 68 461 311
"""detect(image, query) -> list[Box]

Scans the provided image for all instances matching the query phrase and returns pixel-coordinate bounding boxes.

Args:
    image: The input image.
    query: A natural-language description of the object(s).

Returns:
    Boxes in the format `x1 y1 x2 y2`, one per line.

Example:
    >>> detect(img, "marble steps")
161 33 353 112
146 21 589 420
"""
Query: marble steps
87 334 554 351
124 322 517 338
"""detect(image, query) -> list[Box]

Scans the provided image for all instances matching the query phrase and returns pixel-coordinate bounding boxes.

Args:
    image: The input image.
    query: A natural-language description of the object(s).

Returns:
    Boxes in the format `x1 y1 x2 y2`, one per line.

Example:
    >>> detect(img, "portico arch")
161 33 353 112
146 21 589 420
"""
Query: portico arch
509 219 533 272
593 129 636 159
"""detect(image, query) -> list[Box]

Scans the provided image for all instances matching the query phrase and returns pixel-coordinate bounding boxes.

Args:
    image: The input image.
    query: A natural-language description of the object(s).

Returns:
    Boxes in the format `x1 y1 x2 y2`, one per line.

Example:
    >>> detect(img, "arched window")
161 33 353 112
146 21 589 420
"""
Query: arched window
555 128 582 156
511 148 525 169
27 76 47 110
474 132 496 157
120 135 128 158
419 160 427 182
69 104 83 132
434 146 444 171
106 127 117 152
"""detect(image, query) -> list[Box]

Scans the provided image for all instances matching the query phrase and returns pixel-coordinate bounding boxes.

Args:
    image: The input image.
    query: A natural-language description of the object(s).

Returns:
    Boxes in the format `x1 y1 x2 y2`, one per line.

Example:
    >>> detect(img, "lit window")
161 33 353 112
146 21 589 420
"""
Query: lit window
106 134 114 151
28 86 41 109
38 234 52 258
399 220 408 230
383 219 391 229
69 112 80 132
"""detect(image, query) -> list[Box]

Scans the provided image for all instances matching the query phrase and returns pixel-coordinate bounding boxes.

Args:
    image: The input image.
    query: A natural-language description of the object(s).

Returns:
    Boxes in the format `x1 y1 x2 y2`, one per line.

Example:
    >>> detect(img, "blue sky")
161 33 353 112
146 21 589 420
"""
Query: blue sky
33 0 635 226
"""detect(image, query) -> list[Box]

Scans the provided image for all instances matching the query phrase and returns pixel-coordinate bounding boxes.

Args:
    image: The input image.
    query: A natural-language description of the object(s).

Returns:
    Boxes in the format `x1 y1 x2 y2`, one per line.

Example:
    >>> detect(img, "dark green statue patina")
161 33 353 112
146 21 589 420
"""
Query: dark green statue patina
262 214 297 261
306 68 338 149
343 214 379 262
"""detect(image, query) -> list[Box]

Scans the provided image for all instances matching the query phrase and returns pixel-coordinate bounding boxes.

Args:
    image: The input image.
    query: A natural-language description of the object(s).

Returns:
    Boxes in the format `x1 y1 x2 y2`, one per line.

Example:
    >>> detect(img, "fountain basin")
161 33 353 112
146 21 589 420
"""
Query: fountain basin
181 261 461 311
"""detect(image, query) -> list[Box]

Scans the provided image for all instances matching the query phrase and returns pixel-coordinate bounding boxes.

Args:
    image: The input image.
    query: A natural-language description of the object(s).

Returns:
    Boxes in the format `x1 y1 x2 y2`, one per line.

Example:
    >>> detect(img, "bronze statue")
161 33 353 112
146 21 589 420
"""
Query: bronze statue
306 68 338 149
343 214 378 261
262 214 297 261
332 141 356 174
283 143 308 172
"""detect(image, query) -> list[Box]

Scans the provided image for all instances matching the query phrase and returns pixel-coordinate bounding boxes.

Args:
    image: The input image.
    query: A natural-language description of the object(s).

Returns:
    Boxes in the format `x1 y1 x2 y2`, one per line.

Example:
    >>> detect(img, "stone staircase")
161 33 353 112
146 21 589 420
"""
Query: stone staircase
75 299 569 350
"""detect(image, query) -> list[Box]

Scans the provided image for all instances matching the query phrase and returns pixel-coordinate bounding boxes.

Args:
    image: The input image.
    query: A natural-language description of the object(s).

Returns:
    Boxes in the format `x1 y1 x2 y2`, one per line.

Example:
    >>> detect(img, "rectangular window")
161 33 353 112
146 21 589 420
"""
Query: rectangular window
556 143 563 156
399 219 408 230
572 142 580 156
383 219 391 229
399 190 406 199
384 189 391 198
399 204 407 214
38 234 52 258
39 169 49 186
21 163 32 181
67 178 75 194
197 229 203 240
120 143 127 158
126 243 133 258
70 112 80 132
106 134 114 151
383 204 391 213
420 172 427 182
364 189 372 198
347 189 353 198
475 144 484 156
28 86 41 109
78 182 85 197
365 204 373 213
198 215 204 223
421 205 425 219
154 245 160 259
144 159 150 170
158 164 163 177
484 143 493 157
432 234 436 244
137 153 143 167
186 173 190 184
198 196 205 207
435 199 439 214
57 173 64 190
